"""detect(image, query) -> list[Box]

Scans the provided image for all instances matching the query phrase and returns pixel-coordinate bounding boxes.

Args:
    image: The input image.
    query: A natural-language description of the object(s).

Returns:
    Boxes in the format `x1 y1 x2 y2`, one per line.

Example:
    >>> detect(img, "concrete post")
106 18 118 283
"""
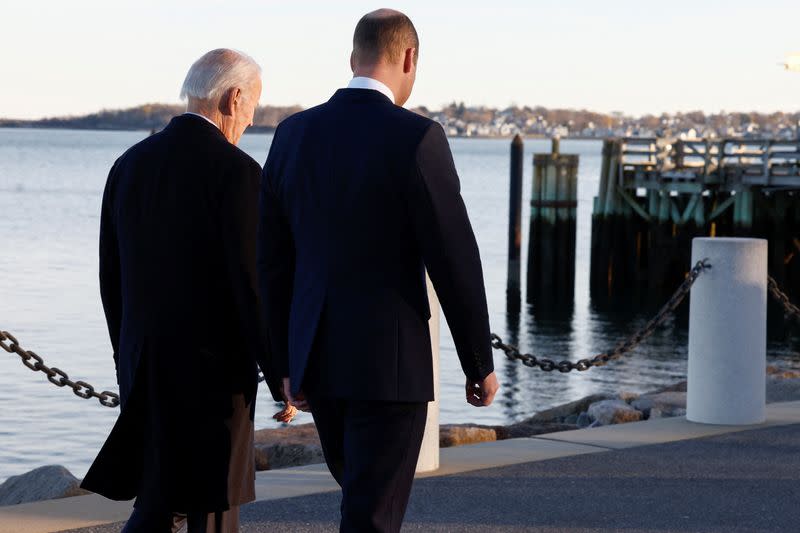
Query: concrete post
416 275 440 472
687 237 767 425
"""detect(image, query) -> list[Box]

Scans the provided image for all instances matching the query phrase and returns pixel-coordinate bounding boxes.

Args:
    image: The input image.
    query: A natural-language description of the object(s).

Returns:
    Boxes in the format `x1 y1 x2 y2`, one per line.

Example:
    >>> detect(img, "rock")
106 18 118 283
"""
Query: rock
254 443 324 471
767 366 800 380
650 407 687 419
0 465 88 506
631 392 687 418
526 394 612 423
587 400 643 426
253 423 324 471
651 381 688 394
252 421 506 471
767 376 800 403
497 422 576 440
576 412 592 428
439 424 497 447
618 391 640 403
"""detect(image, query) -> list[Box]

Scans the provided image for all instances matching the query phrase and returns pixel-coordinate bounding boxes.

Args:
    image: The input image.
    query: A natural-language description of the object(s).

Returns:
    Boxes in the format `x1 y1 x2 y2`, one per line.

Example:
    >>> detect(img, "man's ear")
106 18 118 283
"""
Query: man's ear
350 51 356 73
219 87 241 116
403 48 416 74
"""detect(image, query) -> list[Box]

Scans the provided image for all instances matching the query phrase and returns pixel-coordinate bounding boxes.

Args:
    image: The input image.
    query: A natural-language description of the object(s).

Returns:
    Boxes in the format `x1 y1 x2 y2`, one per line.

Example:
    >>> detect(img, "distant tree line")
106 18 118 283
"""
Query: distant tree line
1 102 797 137
0 103 303 132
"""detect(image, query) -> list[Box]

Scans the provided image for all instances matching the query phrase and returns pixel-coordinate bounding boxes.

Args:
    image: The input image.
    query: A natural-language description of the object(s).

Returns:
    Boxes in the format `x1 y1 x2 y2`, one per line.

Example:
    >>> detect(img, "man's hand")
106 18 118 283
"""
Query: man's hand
282 377 310 412
272 403 298 423
465 371 499 407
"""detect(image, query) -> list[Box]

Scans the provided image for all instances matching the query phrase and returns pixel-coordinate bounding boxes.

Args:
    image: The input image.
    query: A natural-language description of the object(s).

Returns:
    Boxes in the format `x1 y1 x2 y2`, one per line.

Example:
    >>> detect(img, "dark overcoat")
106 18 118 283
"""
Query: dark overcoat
81 114 282 514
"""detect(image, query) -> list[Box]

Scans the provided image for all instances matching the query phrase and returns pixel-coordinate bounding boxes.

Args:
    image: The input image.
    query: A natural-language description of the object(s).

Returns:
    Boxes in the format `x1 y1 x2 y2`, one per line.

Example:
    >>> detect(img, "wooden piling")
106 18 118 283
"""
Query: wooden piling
507 134 523 313
526 140 578 308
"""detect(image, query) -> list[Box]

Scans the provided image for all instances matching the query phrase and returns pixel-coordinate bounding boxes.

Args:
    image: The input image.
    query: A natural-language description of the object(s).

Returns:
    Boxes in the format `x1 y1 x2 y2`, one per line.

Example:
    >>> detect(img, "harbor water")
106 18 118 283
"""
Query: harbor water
1 128 797 482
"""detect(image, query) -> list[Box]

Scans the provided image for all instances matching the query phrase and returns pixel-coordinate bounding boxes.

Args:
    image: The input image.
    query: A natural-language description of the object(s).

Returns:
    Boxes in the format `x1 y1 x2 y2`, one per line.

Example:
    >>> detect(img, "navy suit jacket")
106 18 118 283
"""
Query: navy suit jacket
258 88 493 402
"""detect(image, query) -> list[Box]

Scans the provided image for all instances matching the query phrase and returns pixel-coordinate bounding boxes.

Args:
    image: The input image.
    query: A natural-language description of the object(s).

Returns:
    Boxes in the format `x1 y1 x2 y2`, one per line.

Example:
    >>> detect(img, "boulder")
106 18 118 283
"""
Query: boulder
618 391 640 403
576 412 593 428
439 424 497 447
253 423 324 471
525 394 612 423
0 465 88 507
497 422 576 440
767 365 800 380
587 400 643 426
650 407 687 419
651 381 687 394
767 375 800 403
254 443 325 471
631 392 687 418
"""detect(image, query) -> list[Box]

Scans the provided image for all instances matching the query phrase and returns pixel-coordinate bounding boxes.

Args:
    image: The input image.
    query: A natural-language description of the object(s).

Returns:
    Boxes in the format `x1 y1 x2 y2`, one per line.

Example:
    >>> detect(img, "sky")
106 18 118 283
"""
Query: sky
2 0 799 119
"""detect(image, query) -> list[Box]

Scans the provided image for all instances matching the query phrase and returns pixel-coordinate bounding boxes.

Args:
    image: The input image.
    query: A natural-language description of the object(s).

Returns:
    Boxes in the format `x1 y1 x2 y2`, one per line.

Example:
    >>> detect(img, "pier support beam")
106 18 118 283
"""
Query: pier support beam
526 141 578 308
506 135 524 313
417 275 440 472
687 237 767 425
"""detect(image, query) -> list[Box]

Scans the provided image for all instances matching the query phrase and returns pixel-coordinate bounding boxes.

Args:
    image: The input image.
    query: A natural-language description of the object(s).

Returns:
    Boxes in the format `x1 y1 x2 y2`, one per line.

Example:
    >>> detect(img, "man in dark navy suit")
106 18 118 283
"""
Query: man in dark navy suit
258 9 499 533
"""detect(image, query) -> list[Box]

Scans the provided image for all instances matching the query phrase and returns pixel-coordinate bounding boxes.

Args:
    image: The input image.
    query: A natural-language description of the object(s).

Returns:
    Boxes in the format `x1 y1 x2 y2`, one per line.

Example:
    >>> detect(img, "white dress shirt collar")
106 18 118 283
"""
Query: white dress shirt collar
183 112 220 130
347 77 395 104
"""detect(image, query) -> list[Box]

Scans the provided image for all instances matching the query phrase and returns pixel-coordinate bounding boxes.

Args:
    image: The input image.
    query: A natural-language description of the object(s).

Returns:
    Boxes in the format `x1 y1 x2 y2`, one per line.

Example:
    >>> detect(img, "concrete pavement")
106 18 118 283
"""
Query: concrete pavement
3 400 798 533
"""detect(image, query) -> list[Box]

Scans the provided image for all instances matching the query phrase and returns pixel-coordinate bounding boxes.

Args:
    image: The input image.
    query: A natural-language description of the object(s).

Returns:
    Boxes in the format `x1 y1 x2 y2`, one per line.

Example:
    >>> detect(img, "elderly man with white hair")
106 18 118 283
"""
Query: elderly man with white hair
80 48 290 533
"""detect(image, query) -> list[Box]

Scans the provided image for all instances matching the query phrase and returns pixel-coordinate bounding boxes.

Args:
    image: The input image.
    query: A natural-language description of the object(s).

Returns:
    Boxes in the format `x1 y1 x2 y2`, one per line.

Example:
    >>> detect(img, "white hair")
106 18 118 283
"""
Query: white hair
180 48 261 101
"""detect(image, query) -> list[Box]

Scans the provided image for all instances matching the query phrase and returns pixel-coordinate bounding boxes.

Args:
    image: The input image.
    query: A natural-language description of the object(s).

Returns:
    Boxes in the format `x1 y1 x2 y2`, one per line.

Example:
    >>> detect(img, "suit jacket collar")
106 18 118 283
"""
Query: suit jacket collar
329 88 394 105
165 113 228 142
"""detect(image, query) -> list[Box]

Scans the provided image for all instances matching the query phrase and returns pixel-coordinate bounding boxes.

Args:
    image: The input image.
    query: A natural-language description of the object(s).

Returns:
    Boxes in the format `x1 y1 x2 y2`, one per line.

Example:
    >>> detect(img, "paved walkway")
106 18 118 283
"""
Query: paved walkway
239 423 800 532
4 401 799 533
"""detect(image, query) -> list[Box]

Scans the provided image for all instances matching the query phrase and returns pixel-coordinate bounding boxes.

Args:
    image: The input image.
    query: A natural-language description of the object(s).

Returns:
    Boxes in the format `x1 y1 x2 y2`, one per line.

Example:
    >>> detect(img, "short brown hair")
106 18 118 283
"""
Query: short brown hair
352 9 419 65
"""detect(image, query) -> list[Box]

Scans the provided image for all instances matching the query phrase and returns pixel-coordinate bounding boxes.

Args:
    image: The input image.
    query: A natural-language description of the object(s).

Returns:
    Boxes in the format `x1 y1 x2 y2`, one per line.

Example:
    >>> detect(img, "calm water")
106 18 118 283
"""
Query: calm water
1 128 797 482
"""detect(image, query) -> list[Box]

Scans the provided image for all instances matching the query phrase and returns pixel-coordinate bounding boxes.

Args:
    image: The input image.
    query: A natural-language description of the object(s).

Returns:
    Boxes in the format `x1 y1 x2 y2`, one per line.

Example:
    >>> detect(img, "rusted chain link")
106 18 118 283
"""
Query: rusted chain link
0 330 121 407
1 329 266 408
491 259 712 372
768 276 800 325
2 259 713 407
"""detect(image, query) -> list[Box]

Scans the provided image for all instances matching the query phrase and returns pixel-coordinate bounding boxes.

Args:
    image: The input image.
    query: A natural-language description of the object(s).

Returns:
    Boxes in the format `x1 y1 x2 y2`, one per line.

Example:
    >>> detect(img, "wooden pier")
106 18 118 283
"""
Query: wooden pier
527 139 578 309
590 137 800 305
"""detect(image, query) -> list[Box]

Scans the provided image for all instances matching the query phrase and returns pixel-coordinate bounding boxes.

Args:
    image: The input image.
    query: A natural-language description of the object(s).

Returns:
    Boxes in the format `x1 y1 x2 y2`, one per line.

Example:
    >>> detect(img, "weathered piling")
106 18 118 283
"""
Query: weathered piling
507 135 524 313
590 137 800 308
526 140 578 308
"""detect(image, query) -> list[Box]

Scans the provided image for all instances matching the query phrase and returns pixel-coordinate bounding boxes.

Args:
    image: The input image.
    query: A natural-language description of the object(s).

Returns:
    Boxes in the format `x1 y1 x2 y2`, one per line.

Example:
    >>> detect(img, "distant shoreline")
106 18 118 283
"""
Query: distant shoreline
0 124 603 141
5 102 796 140
0 123 276 134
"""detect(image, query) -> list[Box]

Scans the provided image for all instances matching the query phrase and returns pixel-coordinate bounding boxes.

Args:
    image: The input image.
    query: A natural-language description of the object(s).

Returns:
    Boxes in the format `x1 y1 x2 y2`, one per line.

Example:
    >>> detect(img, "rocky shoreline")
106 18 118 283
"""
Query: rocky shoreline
2 366 798 507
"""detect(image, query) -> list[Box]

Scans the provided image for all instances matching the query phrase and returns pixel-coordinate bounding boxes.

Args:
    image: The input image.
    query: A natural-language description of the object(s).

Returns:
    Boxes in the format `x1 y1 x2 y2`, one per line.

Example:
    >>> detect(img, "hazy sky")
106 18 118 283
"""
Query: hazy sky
3 0 799 119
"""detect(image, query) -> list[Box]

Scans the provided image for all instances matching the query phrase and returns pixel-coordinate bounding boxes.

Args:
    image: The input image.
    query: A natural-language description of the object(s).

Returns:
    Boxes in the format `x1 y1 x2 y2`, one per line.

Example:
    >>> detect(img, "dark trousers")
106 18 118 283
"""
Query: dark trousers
308 395 428 533
121 507 222 533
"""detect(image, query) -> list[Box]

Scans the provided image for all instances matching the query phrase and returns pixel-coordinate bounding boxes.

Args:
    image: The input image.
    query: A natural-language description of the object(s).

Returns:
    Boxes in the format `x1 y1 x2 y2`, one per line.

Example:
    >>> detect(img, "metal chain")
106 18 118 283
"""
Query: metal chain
0 329 267 407
767 276 800 325
491 259 712 372
2 259 714 407
0 330 121 407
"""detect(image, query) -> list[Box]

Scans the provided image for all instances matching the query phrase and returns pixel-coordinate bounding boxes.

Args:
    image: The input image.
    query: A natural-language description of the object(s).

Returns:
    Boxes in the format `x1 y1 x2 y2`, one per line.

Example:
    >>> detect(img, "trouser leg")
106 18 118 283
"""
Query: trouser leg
121 506 176 533
183 506 240 533
308 395 347 485
339 400 428 533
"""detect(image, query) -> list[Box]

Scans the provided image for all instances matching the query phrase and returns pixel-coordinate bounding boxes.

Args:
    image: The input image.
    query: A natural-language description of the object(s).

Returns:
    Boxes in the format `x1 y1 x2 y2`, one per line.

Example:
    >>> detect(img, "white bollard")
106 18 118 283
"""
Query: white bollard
416 276 440 472
687 237 767 425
